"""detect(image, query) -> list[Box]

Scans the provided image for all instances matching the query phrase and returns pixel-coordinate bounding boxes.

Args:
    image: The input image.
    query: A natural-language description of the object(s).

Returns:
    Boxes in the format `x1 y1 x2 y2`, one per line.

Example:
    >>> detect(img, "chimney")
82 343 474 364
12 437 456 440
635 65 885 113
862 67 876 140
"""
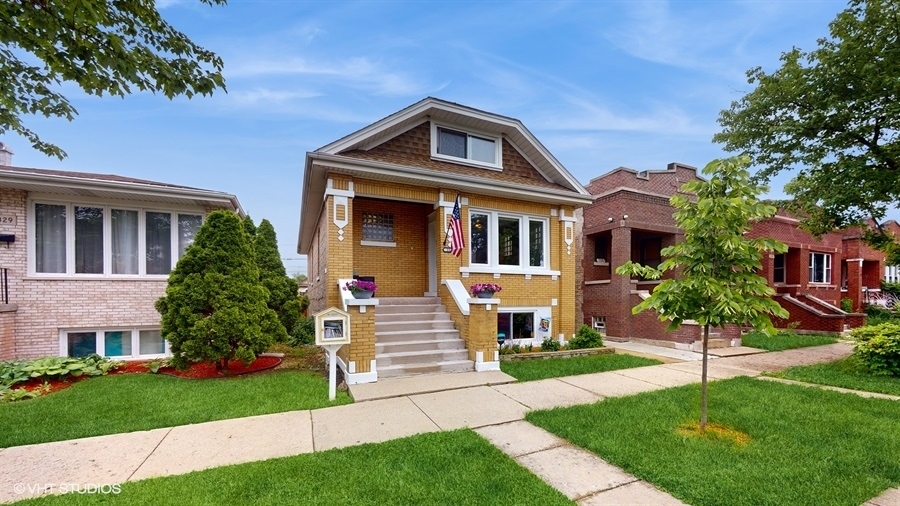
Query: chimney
0 142 11 166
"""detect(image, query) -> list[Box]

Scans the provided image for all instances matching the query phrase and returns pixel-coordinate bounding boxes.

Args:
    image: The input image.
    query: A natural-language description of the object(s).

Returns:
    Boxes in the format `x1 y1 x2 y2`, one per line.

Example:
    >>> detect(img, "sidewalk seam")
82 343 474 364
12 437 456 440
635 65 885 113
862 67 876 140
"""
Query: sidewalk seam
126 427 172 482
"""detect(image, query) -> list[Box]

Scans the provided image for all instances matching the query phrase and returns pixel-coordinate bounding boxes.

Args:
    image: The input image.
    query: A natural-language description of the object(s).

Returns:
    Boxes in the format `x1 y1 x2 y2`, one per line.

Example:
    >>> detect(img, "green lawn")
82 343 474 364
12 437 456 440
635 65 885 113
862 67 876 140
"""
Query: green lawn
17 430 571 506
773 356 900 397
500 352 660 382
0 370 351 448
741 330 837 351
527 376 900 506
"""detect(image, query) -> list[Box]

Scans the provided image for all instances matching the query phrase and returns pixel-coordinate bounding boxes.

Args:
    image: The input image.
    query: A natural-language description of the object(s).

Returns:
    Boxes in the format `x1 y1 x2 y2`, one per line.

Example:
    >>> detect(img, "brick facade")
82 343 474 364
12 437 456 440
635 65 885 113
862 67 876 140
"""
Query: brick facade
0 174 239 360
579 163 872 344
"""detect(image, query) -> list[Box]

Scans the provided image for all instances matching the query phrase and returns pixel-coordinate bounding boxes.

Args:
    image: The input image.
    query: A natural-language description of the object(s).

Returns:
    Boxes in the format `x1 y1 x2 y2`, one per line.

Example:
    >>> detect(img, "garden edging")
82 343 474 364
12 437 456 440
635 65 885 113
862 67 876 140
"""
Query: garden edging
499 347 613 361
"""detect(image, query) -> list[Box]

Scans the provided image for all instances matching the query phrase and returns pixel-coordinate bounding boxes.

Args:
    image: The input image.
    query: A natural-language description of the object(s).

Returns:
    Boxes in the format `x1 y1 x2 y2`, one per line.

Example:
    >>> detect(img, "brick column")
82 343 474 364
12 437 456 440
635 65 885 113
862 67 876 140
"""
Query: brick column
338 299 377 384
608 225 632 339
846 258 863 312
467 298 500 371
0 305 18 359
324 191 355 309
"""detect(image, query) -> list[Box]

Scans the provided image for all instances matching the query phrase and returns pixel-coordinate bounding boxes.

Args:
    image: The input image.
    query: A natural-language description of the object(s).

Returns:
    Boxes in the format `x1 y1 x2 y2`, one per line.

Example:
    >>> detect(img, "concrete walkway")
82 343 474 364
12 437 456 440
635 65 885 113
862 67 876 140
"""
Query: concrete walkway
2 342 897 505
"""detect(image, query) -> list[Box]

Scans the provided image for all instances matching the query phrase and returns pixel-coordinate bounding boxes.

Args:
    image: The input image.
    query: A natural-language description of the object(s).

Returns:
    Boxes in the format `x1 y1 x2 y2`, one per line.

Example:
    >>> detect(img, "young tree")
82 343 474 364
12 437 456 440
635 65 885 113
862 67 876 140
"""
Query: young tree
155 210 286 371
616 156 789 431
252 219 302 341
714 0 900 262
0 0 226 159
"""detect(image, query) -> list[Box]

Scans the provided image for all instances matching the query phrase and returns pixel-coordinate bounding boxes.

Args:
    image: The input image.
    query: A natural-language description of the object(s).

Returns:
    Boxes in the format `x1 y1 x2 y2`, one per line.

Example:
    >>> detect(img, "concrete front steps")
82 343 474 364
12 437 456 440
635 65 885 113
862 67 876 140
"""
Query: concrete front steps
376 297 474 379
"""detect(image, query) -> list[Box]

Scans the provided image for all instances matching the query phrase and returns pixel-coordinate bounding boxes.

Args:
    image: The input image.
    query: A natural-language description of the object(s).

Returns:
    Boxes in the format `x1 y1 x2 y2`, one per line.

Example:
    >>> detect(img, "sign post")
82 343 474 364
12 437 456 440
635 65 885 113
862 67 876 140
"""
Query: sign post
314 307 351 401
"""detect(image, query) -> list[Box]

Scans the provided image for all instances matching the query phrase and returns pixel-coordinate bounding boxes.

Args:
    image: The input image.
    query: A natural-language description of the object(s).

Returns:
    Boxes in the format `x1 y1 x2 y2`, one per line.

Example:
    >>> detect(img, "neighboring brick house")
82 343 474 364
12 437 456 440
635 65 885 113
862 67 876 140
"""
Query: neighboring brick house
0 143 242 360
298 98 592 384
579 162 868 348
882 220 900 283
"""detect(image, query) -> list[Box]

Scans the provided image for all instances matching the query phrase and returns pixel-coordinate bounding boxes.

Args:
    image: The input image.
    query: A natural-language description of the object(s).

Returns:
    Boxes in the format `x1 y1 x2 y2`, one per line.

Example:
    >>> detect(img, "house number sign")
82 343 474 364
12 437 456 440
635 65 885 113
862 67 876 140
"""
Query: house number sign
0 215 16 226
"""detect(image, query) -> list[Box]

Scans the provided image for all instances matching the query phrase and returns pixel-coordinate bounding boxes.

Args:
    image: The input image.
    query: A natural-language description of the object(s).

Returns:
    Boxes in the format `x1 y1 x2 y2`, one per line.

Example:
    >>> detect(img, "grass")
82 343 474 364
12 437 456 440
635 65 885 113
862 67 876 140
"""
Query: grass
0 346 351 448
527 376 900 506
18 430 570 506
773 355 900 396
499 352 661 382
741 330 837 351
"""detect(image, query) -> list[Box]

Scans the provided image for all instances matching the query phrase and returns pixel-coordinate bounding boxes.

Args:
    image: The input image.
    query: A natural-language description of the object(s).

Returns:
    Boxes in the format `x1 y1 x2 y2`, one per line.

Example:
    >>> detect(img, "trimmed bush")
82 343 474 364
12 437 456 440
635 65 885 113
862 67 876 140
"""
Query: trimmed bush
568 325 603 350
851 323 900 376
156 211 287 371
252 219 302 342
540 338 561 352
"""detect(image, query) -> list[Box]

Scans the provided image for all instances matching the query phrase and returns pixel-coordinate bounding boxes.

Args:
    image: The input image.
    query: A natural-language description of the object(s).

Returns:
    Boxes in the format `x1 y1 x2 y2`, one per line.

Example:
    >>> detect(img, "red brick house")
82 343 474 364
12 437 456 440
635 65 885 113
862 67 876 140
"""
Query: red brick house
579 162 869 347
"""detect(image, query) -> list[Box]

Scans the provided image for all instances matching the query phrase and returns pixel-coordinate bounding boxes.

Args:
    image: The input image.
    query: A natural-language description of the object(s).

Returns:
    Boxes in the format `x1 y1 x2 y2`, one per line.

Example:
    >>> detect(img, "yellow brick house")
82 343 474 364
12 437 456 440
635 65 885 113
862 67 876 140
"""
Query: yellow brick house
298 98 592 384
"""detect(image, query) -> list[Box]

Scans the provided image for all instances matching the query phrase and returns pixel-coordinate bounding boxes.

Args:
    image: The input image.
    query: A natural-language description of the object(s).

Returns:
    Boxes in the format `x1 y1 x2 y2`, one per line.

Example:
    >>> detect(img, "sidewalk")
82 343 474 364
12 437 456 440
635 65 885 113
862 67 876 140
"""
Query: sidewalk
2 342 896 505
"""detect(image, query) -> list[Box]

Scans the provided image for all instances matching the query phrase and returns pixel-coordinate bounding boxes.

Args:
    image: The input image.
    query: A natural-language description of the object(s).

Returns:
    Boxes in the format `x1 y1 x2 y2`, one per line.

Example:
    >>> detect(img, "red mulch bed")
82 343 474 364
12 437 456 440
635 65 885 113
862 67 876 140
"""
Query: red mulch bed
14 376 84 396
158 356 282 379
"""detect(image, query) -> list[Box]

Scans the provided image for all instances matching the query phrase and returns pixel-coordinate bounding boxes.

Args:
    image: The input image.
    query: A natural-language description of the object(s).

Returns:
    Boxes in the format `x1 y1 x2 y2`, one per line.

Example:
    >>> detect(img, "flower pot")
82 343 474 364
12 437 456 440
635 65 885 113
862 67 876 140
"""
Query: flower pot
475 291 495 299
352 290 374 299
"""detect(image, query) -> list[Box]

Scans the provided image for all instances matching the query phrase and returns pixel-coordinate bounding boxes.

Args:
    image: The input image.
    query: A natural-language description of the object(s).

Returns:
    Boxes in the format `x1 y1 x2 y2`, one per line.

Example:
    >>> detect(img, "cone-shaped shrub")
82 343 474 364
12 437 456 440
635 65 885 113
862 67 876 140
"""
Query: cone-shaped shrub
155 210 287 371
253 219 301 340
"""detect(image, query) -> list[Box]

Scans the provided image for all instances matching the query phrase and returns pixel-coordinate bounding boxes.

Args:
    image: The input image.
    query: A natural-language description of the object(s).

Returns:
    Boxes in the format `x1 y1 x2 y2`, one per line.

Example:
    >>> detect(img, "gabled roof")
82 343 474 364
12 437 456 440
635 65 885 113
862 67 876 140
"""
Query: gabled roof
298 97 591 253
0 165 243 213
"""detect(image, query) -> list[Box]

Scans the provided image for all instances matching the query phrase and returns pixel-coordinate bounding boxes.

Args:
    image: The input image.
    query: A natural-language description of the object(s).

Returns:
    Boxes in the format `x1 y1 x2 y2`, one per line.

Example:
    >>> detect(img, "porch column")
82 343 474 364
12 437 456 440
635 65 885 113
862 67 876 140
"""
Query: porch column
608 225 632 339
338 299 378 384
846 258 863 312
324 179 355 308
467 298 500 371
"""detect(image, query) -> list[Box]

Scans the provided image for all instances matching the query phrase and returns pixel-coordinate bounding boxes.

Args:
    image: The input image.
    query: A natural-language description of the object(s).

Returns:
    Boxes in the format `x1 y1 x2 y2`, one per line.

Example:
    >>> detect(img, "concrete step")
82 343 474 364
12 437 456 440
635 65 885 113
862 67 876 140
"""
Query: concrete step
376 304 446 315
376 338 467 355
375 320 456 333
378 348 469 367
375 329 461 343
377 297 441 306
379 359 475 379
376 312 451 323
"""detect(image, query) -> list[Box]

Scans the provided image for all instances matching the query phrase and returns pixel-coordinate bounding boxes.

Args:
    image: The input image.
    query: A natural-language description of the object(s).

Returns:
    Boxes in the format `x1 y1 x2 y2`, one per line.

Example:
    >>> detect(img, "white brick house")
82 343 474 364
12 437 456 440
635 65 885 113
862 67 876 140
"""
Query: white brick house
0 145 242 360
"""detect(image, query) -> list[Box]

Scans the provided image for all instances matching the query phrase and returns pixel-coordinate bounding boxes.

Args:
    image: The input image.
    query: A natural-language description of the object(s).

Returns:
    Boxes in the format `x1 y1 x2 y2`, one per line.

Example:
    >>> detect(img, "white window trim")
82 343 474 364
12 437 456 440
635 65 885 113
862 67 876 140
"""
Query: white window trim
430 122 503 170
360 240 397 247
59 327 170 360
27 195 205 279
497 306 552 345
466 209 551 274
808 252 832 284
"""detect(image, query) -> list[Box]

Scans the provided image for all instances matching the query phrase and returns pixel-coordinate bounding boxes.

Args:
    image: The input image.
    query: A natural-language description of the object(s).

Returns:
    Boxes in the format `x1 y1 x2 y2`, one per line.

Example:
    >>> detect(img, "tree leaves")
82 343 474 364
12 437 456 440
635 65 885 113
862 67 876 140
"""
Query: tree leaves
0 0 227 158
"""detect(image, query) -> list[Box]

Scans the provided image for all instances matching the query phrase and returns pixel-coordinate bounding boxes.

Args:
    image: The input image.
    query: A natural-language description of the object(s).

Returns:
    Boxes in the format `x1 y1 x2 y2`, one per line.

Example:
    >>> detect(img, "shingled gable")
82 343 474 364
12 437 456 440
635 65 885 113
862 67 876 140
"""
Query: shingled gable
298 97 592 253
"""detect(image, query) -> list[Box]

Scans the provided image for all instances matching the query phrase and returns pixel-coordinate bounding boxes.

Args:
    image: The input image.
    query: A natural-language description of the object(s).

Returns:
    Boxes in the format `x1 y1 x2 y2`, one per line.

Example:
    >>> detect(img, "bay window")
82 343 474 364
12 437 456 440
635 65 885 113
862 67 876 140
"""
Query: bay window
31 200 203 276
468 210 549 271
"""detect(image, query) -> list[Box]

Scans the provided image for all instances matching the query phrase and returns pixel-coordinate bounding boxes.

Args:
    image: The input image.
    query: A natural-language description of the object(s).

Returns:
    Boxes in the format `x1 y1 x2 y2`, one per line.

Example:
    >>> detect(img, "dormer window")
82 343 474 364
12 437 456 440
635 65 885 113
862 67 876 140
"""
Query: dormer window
431 123 502 169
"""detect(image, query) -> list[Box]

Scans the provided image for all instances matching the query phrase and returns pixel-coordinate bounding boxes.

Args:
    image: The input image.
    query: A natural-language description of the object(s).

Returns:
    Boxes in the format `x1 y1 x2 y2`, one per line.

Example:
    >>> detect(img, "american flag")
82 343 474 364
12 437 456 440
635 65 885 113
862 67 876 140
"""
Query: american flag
449 194 464 257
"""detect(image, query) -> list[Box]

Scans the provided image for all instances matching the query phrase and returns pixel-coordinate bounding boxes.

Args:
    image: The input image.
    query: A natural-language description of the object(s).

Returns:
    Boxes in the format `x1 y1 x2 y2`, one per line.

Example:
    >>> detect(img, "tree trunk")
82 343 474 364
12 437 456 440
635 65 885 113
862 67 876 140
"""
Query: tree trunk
701 323 709 433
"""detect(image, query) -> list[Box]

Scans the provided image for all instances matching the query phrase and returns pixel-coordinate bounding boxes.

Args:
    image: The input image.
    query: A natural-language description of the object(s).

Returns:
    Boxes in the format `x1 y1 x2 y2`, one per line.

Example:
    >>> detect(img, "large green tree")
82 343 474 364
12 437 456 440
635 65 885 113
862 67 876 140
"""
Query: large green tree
714 0 900 262
155 210 286 371
0 0 226 159
616 156 789 431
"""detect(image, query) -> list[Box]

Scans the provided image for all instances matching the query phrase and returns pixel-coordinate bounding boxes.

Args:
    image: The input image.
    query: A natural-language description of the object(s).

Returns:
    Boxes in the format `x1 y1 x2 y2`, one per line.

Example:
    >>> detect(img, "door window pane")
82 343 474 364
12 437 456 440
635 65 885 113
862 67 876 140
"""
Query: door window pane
498 217 520 266
104 331 132 356
146 212 172 275
35 203 67 273
470 213 489 264
112 209 139 274
178 214 203 259
139 330 165 355
529 220 544 267
68 332 97 357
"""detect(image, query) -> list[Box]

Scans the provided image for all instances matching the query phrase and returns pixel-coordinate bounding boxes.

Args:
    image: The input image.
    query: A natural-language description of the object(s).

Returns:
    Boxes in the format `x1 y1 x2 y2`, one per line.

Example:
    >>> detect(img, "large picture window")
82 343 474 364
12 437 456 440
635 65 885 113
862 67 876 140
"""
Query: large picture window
32 201 203 276
808 252 832 284
62 328 168 359
468 210 549 271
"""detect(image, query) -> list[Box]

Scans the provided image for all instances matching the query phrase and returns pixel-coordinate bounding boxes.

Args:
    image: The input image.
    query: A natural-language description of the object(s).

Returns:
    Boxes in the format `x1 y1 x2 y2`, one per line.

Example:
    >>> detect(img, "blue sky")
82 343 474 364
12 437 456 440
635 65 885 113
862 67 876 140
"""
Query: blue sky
6 0 882 275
